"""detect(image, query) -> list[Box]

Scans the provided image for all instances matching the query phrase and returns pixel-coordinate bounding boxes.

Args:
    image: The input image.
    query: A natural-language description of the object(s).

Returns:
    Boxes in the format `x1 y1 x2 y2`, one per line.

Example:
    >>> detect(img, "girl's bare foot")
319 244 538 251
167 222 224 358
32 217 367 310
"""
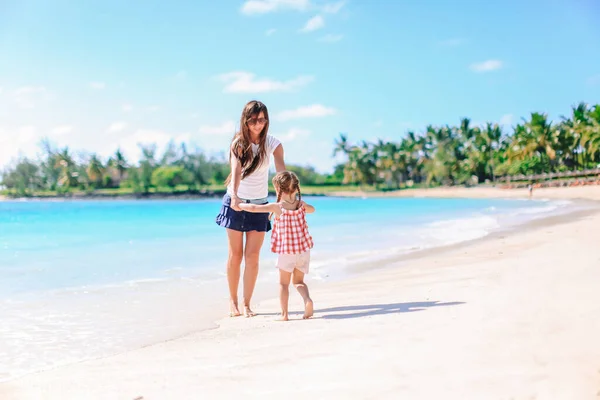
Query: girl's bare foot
229 301 241 317
278 312 289 321
303 299 314 319
244 306 257 318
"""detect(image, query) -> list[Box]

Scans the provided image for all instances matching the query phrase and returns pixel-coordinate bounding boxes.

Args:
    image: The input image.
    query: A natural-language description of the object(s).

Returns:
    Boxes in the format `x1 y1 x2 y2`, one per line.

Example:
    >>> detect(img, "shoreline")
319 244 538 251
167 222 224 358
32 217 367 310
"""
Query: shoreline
2 182 600 202
2 186 600 399
348 199 600 276
329 184 600 201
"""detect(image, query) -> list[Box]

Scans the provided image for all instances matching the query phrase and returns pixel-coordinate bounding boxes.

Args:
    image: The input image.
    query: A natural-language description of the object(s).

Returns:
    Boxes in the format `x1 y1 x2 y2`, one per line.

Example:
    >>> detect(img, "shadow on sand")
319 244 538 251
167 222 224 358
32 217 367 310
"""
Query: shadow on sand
258 300 465 320
316 300 465 320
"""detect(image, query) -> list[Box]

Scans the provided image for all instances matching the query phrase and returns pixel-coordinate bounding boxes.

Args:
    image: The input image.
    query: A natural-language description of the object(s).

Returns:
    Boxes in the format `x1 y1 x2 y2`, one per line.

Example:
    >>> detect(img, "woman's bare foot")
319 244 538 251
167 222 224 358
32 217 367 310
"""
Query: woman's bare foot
278 312 289 321
244 306 257 318
303 299 314 319
229 301 241 317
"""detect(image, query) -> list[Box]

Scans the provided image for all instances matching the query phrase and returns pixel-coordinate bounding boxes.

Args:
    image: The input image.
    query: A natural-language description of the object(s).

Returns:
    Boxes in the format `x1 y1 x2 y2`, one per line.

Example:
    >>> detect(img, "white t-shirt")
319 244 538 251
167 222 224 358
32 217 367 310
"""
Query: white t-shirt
227 135 281 200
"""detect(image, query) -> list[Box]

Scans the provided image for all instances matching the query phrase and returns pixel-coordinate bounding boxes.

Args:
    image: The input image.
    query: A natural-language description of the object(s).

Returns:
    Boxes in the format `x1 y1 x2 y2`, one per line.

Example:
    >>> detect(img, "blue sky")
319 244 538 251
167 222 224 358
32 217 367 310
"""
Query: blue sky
0 0 599 172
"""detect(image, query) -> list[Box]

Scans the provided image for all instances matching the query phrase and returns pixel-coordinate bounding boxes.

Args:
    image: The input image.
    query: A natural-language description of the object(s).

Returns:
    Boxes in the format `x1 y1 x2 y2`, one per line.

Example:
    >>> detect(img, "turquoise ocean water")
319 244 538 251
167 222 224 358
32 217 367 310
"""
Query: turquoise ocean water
0 196 574 380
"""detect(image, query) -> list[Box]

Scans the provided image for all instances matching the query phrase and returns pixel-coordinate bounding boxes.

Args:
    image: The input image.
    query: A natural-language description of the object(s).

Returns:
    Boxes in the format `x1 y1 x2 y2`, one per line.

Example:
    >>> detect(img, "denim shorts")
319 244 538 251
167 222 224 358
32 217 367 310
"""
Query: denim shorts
215 194 271 232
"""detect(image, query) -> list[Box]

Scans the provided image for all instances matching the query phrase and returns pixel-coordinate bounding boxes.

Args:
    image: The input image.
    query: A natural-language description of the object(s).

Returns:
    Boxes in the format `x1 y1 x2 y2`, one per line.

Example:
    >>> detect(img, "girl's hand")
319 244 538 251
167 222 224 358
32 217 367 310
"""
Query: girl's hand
230 195 242 211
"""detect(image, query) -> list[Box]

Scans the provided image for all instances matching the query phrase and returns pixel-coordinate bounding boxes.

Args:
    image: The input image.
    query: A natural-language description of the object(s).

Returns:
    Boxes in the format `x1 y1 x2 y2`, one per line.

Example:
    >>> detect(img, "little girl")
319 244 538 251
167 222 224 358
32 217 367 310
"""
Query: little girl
238 171 315 321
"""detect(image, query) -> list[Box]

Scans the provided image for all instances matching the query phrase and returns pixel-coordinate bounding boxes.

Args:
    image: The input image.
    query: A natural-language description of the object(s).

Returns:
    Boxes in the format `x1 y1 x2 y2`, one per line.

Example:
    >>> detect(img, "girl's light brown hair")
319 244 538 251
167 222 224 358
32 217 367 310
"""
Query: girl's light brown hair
224 100 270 186
272 171 302 205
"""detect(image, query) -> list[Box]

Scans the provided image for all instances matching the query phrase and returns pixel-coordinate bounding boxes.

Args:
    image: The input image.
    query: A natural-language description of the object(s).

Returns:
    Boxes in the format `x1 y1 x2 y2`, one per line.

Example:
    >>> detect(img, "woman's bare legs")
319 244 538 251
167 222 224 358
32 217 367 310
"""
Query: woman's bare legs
278 269 292 321
292 269 313 319
243 230 265 317
226 229 244 316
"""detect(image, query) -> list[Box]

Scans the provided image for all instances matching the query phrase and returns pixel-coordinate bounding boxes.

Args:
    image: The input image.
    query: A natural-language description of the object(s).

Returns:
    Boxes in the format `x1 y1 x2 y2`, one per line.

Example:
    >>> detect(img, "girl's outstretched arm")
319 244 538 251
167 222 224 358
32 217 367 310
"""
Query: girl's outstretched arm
238 203 281 214
300 201 315 213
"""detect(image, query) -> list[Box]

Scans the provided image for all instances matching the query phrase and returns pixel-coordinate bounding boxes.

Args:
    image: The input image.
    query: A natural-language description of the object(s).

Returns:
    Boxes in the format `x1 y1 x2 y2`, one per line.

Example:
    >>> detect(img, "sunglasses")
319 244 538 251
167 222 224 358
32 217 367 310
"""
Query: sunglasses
247 117 268 126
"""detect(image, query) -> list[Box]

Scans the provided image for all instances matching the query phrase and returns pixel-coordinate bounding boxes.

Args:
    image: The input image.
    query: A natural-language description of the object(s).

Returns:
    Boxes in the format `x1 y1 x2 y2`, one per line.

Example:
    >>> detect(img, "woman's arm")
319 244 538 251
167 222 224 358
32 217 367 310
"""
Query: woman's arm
229 150 242 211
238 203 281 214
273 143 286 173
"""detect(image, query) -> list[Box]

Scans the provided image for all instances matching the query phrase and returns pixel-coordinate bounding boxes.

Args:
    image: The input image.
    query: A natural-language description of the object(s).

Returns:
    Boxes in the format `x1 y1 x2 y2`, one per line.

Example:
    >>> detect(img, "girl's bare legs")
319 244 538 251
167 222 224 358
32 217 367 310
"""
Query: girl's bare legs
278 269 292 321
226 229 244 316
243 230 265 317
292 269 313 319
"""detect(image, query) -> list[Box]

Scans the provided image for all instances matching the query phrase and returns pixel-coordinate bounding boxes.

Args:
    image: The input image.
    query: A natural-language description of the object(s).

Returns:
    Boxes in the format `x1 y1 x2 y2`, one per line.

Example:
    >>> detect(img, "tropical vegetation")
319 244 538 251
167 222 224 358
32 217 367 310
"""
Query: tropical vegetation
333 102 600 188
2 102 599 197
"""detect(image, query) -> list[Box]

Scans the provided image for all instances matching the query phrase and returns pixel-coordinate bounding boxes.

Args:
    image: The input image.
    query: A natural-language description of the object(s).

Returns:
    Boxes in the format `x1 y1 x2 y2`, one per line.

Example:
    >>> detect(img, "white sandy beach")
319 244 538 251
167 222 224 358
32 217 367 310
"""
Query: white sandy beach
2 186 600 400
331 183 600 201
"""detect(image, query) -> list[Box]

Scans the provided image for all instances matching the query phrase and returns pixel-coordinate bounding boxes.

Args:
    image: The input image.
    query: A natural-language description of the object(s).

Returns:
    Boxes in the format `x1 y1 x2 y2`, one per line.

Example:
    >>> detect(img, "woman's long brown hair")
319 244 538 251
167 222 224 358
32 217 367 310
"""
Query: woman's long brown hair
224 100 270 186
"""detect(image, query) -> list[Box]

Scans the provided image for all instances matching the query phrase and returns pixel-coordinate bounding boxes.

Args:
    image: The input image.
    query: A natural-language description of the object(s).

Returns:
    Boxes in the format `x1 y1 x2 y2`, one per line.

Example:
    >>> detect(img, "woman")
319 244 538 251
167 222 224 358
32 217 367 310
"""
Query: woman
215 100 285 317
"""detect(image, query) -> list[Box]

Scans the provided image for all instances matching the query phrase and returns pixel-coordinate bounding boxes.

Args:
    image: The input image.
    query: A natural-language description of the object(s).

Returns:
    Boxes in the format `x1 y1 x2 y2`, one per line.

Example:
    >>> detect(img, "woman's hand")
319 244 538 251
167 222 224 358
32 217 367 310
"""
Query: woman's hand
230 195 242 211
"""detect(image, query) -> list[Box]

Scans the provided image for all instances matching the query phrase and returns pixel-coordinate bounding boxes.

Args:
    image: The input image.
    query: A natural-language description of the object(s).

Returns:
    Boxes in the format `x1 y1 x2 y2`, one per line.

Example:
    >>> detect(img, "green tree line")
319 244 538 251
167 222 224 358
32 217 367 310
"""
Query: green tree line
0 139 339 196
333 102 600 187
2 102 599 196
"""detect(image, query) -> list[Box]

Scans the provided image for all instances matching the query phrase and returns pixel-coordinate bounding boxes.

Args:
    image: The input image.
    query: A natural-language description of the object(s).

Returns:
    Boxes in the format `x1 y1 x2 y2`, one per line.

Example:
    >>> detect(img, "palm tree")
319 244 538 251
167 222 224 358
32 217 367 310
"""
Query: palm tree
55 147 78 189
160 140 179 166
560 102 590 169
38 138 61 190
139 144 157 193
86 154 105 187
581 105 600 166
108 149 128 181
479 122 503 182
400 131 425 184
332 133 351 157
508 113 558 173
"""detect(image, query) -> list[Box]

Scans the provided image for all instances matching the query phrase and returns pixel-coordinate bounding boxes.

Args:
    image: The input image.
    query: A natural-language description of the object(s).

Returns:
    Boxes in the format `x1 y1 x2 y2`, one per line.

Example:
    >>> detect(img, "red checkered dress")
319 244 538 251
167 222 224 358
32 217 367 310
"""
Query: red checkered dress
271 204 314 254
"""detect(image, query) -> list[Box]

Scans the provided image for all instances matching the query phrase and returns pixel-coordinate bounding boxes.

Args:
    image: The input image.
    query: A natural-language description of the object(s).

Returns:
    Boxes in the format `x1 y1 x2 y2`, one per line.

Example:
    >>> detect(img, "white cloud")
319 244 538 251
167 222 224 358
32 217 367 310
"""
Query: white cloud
89 82 106 90
107 122 128 133
13 86 47 109
300 15 324 33
439 38 462 47
265 28 277 36
277 127 311 142
470 60 503 73
499 114 514 127
198 121 237 136
0 126 39 166
117 129 192 163
276 104 336 121
52 125 73 135
318 33 343 43
241 0 309 15
240 0 343 15
122 103 133 112
322 1 345 13
217 72 314 93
